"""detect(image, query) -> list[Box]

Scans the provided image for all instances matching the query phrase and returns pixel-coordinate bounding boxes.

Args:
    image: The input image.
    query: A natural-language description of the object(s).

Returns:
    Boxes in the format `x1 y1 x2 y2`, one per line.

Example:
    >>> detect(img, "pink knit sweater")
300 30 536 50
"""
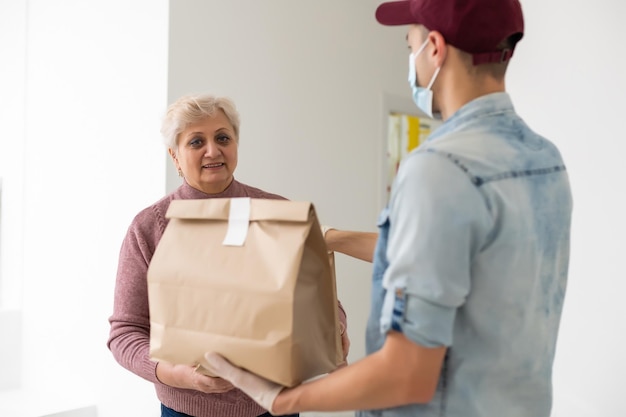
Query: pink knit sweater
107 179 347 417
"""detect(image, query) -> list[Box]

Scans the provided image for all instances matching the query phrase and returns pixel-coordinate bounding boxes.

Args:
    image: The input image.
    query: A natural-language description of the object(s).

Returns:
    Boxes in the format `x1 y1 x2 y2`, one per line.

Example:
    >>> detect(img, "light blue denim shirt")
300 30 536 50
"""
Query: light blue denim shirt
358 93 572 417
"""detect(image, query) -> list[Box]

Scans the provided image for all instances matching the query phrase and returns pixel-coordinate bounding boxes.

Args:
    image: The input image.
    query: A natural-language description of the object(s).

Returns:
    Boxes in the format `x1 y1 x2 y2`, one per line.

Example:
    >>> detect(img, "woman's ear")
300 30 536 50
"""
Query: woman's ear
169 148 184 178
168 148 179 169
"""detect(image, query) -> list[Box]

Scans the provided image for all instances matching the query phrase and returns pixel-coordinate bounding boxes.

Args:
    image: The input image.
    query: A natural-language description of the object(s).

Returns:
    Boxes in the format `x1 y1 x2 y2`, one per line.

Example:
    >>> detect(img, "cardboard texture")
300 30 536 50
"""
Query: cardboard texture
147 197 342 387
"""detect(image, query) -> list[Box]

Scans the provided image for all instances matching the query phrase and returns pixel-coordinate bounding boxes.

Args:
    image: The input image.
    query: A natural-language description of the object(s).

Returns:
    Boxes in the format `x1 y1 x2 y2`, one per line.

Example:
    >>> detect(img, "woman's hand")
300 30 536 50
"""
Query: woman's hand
337 322 351 368
156 361 235 393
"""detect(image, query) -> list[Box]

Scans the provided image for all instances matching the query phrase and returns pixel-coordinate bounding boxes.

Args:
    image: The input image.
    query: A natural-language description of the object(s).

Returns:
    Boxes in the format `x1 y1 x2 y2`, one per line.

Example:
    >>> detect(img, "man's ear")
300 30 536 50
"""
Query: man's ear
427 30 448 67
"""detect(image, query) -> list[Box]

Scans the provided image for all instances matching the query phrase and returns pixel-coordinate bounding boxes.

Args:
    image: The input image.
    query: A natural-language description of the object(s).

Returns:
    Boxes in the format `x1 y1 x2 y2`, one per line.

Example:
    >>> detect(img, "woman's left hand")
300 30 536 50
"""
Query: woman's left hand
338 322 350 367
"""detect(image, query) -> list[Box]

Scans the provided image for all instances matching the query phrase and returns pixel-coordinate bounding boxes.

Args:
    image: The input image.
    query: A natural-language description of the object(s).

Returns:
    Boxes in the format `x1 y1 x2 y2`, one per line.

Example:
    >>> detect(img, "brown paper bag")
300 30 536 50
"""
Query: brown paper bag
147 197 343 387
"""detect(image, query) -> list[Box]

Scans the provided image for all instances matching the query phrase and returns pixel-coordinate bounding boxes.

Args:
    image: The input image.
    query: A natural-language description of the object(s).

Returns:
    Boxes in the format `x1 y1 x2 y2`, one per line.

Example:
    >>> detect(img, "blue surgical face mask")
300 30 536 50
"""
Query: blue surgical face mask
408 39 441 119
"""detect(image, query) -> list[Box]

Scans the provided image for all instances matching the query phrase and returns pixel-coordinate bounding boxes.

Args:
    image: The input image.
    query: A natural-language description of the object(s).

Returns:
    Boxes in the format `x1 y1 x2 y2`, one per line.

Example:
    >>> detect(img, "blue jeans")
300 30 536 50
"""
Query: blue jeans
161 404 298 417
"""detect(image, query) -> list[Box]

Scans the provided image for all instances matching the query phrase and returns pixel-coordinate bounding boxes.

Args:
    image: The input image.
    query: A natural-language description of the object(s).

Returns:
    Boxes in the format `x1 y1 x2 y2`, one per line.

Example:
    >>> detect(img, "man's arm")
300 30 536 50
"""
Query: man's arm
274 331 445 413
205 331 446 414
325 228 378 263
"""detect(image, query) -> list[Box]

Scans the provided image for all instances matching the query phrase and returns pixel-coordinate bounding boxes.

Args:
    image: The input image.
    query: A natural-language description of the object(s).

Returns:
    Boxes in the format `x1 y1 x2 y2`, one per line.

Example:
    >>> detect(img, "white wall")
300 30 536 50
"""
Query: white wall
0 0 27 312
1 0 624 416
0 0 169 415
0 0 27 392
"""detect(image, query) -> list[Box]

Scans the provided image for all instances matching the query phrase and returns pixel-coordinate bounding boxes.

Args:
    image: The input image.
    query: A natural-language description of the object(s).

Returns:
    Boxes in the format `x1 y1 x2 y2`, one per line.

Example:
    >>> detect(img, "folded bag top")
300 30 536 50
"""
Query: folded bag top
165 197 312 221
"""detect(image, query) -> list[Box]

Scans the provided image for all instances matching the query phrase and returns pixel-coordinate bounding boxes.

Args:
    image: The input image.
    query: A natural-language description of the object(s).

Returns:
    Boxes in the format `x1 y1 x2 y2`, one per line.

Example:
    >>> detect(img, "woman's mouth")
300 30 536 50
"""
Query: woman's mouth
203 163 224 169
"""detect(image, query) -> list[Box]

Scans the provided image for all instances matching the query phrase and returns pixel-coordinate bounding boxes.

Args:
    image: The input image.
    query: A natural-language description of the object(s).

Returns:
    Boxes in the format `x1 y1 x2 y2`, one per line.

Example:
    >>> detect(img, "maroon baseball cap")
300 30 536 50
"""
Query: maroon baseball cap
375 0 524 65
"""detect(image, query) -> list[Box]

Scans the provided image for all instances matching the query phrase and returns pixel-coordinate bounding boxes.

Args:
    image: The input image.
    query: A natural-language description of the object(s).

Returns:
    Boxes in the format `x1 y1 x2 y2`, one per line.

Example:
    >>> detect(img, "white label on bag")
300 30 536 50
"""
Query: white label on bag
222 197 251 246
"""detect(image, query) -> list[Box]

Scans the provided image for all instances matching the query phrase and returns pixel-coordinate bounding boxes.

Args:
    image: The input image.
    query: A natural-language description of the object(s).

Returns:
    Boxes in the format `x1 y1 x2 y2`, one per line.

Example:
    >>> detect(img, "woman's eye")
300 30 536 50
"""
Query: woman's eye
216 135 231 144
189 137 204 147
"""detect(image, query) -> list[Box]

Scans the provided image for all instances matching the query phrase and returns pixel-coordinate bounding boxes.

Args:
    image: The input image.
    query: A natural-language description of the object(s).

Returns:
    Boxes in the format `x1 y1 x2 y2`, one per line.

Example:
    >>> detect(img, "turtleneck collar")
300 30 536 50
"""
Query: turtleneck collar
177 178 244 200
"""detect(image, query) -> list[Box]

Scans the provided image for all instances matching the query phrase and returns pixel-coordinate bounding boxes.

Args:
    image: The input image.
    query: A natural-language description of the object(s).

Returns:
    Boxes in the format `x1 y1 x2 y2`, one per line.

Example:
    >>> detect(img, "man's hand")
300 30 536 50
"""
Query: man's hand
204 352 284 413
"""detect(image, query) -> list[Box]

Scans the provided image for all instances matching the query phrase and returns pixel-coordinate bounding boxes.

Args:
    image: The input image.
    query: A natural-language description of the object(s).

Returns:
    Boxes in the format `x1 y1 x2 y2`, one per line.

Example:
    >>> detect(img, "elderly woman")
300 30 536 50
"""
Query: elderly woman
107 93 349 417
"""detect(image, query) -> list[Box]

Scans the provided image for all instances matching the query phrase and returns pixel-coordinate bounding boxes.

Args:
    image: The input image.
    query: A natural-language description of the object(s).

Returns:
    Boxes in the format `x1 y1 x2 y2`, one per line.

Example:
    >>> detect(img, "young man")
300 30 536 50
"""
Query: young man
205 1 573 416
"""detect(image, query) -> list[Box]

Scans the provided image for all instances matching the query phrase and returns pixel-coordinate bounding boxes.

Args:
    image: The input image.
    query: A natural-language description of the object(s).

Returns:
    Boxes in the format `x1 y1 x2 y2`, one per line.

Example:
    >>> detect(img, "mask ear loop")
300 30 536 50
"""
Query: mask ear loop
412 39 429 59
409 39 431 87
426 67 441 90
412 39 438 89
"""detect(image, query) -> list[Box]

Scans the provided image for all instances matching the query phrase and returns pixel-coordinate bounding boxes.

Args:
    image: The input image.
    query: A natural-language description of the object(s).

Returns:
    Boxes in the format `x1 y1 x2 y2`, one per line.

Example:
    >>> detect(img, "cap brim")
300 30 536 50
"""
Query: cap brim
375 1 416 26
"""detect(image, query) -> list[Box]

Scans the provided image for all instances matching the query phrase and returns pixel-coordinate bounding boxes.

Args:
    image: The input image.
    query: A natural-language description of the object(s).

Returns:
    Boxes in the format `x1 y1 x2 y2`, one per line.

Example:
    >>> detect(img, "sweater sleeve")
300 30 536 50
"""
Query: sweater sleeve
107 206 166 383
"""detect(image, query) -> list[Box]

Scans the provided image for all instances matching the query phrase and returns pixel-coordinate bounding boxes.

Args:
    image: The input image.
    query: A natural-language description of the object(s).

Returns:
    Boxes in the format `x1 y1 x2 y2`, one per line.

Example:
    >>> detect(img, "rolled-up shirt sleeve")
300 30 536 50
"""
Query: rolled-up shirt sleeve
379 150 491 348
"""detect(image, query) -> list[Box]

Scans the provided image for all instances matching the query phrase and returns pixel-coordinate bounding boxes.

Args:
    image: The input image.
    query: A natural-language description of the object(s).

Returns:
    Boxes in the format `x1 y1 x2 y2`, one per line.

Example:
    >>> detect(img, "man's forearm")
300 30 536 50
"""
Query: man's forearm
272 332 446 413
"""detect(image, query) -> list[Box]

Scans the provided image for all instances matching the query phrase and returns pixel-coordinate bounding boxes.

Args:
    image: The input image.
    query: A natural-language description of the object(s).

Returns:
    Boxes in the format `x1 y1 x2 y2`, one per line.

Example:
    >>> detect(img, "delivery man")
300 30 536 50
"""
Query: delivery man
205 1 573 416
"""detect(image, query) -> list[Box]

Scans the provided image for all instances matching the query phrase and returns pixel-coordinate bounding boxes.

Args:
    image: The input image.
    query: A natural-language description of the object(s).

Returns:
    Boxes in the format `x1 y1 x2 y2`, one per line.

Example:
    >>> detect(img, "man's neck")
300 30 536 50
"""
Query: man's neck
438 75 506 120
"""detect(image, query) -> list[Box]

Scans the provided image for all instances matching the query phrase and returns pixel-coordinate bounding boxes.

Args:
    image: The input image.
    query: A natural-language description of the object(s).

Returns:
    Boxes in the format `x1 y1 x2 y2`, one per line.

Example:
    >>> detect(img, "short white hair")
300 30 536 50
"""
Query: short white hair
161 94 240 152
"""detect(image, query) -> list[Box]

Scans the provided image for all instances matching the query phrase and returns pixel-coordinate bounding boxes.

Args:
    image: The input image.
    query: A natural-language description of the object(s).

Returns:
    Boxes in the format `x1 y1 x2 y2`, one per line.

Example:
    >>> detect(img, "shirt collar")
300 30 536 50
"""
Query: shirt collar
427 92 515 143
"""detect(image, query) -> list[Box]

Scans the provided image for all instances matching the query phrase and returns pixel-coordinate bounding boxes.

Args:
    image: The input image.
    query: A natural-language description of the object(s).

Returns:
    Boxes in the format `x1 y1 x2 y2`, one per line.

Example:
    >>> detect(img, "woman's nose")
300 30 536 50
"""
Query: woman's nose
204 142 220 157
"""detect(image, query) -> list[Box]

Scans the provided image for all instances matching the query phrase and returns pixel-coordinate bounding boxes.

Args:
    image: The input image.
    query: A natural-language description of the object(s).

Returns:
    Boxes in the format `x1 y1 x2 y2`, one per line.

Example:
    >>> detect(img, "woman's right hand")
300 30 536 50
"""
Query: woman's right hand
156 361 235 393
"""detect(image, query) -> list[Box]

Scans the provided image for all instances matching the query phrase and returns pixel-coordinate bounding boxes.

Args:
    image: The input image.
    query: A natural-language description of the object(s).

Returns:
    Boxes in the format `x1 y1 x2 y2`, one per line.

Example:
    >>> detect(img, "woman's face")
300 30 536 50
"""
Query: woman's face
170 110 238 194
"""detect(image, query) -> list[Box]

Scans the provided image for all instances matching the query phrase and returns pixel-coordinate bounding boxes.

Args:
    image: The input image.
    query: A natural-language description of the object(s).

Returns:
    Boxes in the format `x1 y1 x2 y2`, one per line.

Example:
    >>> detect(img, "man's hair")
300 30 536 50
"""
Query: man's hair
421 24 521 79
460 34 523 78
